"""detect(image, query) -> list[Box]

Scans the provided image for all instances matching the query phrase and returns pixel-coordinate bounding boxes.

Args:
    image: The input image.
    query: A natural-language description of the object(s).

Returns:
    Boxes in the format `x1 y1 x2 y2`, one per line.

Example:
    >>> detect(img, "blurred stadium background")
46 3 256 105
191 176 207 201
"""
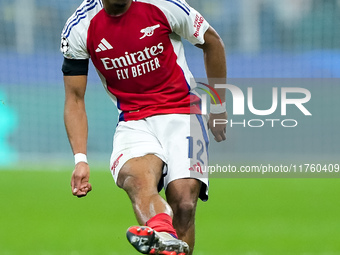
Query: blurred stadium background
0 0 339 165
1 0 340 254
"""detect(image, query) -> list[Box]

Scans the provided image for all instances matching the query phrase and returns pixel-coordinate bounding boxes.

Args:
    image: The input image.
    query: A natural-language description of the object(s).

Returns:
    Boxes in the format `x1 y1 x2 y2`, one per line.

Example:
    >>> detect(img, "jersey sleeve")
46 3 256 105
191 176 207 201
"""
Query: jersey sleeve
60 33 89 60
157 0 210 45
60 0 102 59
60 20 90 60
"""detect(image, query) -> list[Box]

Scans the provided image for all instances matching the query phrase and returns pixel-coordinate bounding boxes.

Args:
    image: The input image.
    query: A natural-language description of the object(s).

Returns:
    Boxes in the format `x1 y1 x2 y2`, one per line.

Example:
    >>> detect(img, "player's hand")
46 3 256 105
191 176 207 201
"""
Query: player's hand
208 112 227 142
71 162 92 198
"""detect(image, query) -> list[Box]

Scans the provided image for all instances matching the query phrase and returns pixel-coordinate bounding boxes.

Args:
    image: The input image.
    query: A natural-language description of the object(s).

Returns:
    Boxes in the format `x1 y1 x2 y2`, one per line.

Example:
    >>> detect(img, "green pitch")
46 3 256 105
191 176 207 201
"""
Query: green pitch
1 167 340 255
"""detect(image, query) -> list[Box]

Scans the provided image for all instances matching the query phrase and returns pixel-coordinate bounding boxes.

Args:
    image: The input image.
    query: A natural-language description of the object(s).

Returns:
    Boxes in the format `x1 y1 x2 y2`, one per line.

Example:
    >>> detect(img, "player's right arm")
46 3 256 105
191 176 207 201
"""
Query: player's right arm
60 0 98 197
64 74 92 198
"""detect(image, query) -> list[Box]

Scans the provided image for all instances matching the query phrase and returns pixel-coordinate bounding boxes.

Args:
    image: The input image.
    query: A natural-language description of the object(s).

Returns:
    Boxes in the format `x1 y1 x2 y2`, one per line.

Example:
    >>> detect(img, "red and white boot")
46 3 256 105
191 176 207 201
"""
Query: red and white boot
126 226 189 255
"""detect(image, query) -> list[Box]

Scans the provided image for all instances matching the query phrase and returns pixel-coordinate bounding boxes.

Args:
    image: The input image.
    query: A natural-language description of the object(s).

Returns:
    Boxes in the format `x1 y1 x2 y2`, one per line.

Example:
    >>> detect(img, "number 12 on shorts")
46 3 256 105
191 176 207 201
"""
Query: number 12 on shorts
187 136 205 174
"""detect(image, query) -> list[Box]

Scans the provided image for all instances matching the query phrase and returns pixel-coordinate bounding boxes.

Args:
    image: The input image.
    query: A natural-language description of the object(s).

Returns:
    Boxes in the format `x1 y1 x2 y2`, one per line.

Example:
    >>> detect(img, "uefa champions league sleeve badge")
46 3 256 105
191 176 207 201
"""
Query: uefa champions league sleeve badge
60 37 70 56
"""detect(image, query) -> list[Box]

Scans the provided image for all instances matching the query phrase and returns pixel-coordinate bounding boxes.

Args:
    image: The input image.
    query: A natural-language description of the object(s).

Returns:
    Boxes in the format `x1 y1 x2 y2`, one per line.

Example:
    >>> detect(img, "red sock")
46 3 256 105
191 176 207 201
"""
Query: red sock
146 213 178 238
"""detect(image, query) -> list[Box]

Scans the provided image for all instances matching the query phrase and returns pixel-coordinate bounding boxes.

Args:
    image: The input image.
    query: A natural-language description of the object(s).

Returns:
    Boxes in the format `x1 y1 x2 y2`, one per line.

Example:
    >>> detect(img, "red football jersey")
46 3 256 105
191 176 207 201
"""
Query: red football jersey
61 0 210 121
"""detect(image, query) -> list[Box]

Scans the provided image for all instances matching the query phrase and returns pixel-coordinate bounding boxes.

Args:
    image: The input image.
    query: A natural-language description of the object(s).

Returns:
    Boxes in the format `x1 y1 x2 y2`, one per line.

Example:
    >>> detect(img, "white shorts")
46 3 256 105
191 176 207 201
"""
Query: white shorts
109 114 209 201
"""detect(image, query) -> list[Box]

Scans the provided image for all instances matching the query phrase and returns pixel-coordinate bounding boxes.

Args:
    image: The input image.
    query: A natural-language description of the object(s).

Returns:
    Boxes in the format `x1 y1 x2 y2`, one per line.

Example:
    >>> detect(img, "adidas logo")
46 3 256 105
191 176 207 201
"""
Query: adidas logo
95 38 113 52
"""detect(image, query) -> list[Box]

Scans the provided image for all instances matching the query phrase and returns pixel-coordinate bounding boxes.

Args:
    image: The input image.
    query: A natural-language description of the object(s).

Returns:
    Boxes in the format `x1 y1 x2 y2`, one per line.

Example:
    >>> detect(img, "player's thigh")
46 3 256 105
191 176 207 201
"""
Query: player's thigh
165 178 201 205
110 119 166 190
117 154 164 192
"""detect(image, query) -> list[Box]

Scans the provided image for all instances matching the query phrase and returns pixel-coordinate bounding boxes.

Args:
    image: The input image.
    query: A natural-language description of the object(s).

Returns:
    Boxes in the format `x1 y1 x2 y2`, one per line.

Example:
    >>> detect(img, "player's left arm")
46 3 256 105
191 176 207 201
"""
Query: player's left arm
196 27 227 142
162 2 227 141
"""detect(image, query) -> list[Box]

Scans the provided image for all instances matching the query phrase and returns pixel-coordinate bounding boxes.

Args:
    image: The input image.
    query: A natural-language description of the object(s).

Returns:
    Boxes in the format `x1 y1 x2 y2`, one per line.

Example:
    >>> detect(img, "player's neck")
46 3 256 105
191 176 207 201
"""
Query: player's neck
103 1 132 16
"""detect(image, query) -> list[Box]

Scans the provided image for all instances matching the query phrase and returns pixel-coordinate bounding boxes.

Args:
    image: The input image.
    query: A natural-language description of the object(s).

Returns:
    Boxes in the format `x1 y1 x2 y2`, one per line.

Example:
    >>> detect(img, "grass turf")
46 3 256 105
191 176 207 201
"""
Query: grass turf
0 168 340 255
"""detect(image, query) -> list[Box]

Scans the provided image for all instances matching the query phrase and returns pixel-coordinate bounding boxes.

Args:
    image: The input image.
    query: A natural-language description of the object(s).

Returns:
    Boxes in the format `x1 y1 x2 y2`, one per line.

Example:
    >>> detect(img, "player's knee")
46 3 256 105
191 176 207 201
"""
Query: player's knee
117 155 163 191
173 200 196 227
117 163 145 190
117 173 142 193
117 166 158 198
172 201 196 238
